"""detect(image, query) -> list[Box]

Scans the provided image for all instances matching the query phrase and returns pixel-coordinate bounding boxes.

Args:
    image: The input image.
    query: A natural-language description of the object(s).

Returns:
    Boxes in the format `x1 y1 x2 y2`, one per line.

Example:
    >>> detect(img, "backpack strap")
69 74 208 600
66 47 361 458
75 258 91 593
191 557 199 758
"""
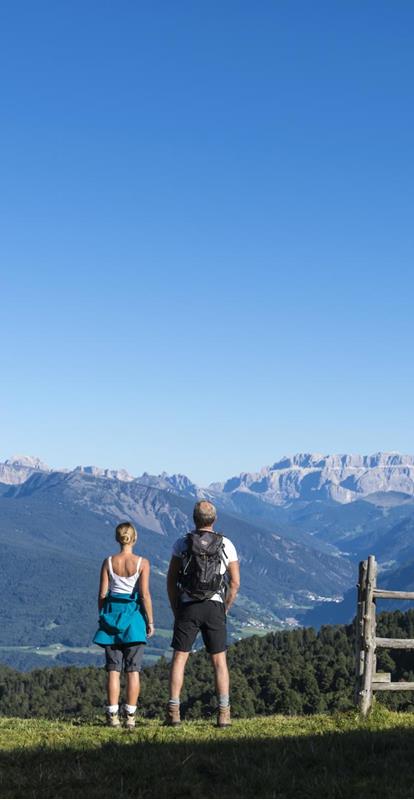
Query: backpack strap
182 539 193 576
180 533 193 565
216 536 229 600
212 534 227 566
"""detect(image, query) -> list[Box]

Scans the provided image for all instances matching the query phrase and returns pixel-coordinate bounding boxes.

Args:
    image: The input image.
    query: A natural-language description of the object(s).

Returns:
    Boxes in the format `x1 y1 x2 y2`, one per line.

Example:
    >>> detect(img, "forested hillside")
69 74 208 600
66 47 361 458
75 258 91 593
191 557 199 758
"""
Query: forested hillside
2 610 414 720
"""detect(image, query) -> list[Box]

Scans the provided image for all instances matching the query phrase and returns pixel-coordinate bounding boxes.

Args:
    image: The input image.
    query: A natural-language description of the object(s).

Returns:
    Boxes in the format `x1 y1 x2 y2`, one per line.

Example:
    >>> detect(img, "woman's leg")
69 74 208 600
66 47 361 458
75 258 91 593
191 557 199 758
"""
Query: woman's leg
107 670 121 705
124 646 145 706
124 670 140 729
104 647 122 706
126 671 140 705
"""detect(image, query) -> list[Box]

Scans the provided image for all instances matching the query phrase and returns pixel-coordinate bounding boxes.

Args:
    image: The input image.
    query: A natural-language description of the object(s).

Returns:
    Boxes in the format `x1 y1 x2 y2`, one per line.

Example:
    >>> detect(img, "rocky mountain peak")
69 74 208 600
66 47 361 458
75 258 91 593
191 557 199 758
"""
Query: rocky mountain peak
270 452 413 471
209 452 414 506
73 465 134 482
0 455 50 485
135 471 199 496
6 455 50 471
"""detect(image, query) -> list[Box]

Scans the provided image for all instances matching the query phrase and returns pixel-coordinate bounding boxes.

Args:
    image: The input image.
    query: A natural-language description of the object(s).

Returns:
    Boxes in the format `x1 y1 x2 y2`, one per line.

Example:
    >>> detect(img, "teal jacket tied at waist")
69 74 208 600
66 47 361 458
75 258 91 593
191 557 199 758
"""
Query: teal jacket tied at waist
93 593 147 646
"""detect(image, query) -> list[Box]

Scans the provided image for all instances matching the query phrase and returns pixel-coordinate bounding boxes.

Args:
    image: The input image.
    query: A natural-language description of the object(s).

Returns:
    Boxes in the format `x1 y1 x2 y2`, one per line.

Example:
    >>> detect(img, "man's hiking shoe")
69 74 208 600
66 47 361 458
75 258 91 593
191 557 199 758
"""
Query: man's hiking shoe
105 710 121 728
165 702 181 726
217 705 231 728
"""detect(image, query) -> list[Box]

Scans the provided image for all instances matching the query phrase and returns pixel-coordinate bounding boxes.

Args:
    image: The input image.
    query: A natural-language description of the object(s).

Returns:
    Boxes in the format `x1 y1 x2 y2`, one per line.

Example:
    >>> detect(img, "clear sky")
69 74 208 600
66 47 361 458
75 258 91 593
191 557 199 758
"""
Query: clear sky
1 1 413 485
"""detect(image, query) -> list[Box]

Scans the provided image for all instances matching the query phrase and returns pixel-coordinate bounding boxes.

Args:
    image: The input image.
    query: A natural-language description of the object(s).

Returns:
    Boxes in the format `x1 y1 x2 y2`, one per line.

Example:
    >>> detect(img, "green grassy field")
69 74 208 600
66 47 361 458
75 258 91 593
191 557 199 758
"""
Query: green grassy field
1 707 414 798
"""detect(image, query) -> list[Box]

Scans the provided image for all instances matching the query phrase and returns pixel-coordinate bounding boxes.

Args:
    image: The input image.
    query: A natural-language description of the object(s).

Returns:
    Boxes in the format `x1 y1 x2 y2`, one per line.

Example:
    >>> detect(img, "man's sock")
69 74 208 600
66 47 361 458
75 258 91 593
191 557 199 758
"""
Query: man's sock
169 698 180 705
106 704 119 714
124 703 137 715
218 694 230 708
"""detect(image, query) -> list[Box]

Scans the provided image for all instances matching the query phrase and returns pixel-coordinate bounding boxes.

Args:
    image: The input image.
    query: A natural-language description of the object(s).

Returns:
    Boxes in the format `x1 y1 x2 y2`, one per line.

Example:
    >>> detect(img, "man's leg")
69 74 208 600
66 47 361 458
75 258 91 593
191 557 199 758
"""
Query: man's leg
211 651 231 727
166 650 190 725
168 599 200 725
210 650 230 697
200 601 230 724
169 650 190 699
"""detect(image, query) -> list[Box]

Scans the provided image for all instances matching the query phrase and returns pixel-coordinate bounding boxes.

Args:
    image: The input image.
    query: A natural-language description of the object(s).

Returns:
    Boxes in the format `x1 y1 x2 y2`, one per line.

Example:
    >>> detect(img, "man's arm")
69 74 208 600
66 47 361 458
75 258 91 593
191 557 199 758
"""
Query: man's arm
225 560 240 613
167 555 182 615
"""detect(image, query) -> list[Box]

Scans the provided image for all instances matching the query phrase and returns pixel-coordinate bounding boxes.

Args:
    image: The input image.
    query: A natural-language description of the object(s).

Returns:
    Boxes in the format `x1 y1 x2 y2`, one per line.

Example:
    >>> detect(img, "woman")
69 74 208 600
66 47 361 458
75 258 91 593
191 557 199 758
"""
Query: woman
93 521 154 729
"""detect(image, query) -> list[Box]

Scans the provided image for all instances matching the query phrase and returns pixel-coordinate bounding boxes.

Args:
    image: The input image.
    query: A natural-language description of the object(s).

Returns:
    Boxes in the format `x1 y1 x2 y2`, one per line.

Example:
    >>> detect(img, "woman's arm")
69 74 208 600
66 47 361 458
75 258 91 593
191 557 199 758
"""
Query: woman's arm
138 559 155 637
98 559 109 611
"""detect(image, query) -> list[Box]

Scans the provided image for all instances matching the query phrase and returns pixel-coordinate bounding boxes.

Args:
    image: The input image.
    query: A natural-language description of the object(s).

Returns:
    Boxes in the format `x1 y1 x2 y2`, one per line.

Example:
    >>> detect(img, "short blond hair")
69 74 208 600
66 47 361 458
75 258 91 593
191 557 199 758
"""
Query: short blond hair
115 522 137 546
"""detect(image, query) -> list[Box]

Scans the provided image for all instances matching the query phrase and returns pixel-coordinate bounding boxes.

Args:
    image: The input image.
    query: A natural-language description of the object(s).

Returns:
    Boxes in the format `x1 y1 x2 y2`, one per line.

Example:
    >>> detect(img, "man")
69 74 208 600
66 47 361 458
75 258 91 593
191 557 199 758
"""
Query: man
166 500 240 728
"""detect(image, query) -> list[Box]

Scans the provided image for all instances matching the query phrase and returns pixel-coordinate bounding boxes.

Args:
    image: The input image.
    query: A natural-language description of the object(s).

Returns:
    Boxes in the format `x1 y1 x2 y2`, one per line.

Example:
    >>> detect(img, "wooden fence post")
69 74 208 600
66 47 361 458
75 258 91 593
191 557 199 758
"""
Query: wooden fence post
359 554 377 716
355 559 368 704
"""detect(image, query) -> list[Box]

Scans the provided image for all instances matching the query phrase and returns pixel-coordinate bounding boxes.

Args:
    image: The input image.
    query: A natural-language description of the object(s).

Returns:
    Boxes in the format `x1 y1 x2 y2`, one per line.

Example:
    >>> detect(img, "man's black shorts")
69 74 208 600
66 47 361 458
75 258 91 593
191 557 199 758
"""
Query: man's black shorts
171 600 227 654
104 643 145 672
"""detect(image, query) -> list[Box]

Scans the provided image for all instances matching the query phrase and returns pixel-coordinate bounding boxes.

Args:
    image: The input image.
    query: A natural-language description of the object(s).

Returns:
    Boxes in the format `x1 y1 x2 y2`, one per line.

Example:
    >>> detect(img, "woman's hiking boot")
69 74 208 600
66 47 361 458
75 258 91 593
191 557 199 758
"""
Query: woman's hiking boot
124 711 136 730
105 710 121 728
165 702 181 726
217 705 231 728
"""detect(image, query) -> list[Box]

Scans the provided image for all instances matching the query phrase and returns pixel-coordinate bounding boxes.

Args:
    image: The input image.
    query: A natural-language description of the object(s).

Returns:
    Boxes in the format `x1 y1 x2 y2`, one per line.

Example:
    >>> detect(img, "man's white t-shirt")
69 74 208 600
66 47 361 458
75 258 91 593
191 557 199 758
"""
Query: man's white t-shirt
172 532 238 603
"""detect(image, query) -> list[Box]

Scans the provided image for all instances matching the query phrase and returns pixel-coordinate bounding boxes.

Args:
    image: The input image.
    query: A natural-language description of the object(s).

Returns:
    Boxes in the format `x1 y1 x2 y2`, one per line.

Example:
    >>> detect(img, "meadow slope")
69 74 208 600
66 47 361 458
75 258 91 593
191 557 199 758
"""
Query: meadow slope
1 707 414 798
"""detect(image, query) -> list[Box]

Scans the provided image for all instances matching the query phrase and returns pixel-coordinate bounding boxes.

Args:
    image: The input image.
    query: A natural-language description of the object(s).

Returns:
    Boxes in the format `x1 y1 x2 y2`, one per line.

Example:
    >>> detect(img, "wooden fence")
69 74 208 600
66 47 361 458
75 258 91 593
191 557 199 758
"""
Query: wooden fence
356 554 414 715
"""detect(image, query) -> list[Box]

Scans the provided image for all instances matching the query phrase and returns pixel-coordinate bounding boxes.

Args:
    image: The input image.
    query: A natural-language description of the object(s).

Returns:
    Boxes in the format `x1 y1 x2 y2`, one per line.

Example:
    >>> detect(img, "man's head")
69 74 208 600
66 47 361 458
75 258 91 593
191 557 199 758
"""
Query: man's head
193 500 217 529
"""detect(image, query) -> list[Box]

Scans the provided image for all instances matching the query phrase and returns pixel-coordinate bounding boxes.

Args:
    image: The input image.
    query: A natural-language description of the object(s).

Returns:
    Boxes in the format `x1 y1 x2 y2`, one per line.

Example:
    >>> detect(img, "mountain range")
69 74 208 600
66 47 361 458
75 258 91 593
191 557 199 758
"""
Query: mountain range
2 451 414 670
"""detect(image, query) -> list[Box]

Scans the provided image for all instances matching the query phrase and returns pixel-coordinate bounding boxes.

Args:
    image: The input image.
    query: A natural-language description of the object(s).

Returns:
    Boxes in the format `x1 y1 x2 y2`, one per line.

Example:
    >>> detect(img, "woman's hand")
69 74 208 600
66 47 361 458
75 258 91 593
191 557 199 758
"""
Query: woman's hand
146 622 155 638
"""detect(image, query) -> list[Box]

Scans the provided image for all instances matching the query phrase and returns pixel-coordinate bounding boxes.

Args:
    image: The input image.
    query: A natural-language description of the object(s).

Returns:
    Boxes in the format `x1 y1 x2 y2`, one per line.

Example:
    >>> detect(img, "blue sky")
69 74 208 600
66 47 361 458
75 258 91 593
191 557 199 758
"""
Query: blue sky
1 1 413 485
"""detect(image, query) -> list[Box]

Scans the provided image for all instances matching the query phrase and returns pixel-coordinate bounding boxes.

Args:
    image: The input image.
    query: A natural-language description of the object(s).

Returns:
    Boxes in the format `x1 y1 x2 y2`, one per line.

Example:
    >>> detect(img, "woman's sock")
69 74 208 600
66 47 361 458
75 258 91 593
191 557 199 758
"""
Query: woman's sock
124 703 137 714
106 704 119 714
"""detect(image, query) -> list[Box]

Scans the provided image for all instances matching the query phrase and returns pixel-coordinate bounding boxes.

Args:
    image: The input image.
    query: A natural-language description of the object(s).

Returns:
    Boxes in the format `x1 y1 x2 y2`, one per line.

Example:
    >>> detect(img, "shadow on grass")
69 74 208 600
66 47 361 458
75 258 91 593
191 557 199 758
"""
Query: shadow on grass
1 725 414 798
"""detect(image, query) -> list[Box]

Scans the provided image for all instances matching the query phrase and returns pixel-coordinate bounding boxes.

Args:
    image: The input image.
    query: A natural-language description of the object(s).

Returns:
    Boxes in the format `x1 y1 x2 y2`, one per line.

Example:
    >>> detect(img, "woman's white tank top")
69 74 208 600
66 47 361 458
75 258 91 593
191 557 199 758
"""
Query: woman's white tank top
108 556 142 595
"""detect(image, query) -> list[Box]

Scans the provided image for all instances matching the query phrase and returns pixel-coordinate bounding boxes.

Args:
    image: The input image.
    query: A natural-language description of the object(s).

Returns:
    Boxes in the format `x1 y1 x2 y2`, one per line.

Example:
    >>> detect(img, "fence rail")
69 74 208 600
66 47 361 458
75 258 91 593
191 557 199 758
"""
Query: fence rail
376 637 414 649
374 590 414 600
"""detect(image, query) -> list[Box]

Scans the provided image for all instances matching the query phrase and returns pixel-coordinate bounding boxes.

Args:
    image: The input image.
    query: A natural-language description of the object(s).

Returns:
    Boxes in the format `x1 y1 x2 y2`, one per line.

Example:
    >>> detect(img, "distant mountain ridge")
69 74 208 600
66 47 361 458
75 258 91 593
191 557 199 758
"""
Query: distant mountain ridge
209 452 414 506
4 451 414 504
